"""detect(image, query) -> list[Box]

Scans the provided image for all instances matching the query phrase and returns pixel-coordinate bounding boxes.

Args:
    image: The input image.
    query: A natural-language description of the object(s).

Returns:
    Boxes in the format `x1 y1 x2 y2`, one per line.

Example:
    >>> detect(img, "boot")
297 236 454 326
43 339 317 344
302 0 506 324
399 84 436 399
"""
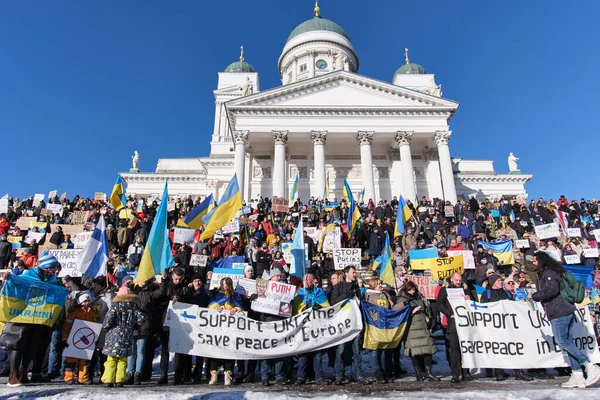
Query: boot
515 370 533 381
413 366 424 382
7 372 21 387
125 373 134 385
462 369 475 381
209 371 218 385
584 363 600 387
157 375 168 385
562 370 585 388
375 370 388 384
224 370 232 386
423 366 440 382
495 369 508 381
134 373 142 385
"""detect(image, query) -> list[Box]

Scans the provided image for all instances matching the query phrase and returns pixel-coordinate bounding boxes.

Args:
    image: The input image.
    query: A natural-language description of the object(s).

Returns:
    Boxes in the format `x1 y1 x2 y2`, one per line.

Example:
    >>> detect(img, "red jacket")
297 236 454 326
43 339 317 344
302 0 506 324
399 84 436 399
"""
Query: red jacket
0 218 10 236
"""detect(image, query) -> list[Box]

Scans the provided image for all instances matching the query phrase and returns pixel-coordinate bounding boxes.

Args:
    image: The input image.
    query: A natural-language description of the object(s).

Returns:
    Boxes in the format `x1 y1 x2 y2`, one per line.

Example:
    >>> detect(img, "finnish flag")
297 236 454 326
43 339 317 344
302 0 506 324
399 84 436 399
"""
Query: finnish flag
75 215 109 278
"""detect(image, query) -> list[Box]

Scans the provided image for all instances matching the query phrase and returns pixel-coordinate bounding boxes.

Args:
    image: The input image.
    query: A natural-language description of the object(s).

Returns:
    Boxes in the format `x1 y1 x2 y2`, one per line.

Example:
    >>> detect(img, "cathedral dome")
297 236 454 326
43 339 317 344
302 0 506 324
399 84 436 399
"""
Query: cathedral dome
224 60 255 73
287 16 350 43
393 49 427 80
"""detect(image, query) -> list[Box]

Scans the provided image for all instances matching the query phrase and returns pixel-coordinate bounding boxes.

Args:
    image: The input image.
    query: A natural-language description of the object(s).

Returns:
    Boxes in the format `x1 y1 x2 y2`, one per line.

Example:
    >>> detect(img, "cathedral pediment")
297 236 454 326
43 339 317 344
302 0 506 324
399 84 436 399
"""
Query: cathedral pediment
225 71 459 111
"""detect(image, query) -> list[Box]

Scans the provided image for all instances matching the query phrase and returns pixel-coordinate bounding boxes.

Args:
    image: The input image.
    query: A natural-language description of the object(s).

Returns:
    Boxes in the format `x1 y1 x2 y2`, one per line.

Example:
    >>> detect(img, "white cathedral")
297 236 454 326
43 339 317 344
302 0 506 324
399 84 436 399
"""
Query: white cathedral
122 3 531 203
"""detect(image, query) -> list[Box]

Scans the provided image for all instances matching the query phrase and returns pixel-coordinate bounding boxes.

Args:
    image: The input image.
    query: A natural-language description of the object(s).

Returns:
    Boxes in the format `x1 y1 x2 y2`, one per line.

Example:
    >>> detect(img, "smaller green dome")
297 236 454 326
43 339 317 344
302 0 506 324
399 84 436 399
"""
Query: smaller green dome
394 62 427 77
224 61 256 73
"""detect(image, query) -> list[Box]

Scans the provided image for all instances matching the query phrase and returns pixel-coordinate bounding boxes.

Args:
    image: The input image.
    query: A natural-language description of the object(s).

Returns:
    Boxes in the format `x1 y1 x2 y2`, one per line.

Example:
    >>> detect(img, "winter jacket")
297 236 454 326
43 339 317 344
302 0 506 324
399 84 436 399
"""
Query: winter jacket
0 240 11 259
62 304 98 342
480 288 512 303
102 294 145 357
330 280 360 305
397 291 436 357
531 268 576 321
436 284 468 333
133 280 167 336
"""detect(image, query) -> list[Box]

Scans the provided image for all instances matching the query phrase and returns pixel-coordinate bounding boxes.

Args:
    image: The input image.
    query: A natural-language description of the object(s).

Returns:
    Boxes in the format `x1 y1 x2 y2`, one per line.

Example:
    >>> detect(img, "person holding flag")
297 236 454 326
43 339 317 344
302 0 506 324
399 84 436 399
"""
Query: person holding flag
200 175 242 241
183 194 214 230
110 174 127 211
289 175 299 207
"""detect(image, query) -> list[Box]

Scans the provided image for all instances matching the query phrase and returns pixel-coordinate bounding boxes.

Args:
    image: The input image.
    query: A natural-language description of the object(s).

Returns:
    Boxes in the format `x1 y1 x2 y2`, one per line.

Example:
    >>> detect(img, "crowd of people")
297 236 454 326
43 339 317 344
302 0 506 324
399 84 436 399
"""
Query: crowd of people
0 192 599 389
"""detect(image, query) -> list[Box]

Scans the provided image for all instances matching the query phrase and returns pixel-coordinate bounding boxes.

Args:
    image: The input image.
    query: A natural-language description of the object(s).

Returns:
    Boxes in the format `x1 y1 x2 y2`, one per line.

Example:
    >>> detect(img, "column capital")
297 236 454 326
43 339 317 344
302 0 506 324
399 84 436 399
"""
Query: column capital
434 130 452 146
310 130 327 145
272 130 289 146
356 130 374 145
395 130 414 146
232 130 249 145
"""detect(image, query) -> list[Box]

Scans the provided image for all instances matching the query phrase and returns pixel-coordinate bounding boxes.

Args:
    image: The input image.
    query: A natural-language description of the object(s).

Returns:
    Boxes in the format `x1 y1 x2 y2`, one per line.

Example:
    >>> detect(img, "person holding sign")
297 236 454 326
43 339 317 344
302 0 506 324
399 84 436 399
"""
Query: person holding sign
530 252 600 388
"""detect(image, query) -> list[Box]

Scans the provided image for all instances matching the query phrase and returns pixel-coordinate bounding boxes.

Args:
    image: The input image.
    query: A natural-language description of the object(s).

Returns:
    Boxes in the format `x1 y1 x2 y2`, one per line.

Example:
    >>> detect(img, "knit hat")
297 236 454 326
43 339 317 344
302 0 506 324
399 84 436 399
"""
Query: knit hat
38 250 60 269
244 265 254 274
191 273 204 283
77 292 91 305
117 286 131 296
121 275 134 285
488 274 502 287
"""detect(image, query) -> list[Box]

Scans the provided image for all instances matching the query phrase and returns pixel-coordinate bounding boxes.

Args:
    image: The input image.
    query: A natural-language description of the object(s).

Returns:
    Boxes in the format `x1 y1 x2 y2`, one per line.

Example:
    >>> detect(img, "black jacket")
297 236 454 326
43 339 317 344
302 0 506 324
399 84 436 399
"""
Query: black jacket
330 280 360 305
480 288 512 303
133 280 167 336
532 268 575 321
436 285 468 333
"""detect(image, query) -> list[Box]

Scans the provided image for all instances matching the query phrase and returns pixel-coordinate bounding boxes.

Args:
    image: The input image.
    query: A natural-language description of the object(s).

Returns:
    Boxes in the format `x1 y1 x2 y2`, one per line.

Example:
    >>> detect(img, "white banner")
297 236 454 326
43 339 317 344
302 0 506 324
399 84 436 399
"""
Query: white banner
174 227 195 245
190 254 208 267
447 250 475 270
166 299 362 360
564 254 580 265
566 228 581 238
333 248 361 270
51 249 84 277
534 223 560 240
515 239 530 249
449 299 600 369
63 320 102 361
251 280 296 317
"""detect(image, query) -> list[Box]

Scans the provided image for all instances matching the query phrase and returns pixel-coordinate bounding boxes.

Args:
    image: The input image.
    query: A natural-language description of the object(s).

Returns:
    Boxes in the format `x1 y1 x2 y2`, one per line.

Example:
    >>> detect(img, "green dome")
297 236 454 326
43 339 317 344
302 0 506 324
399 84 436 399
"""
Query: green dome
394 62 427 78
224 60 256 73
287 16 349 43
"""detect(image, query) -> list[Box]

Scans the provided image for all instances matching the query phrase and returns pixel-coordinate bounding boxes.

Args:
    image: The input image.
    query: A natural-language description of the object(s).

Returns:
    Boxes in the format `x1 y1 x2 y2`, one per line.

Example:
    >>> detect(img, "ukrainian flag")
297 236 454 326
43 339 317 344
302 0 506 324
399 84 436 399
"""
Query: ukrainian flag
290 175 299 204
372 233 394 286
478 240 515 265
394 195 411 237
361 300 411 350
183 194 214 230
200 174 243 240
293 287 330 314
473 284 486 302
343 179 353 202
408 248 439 270
347 198 361 234
110 174 127 210
135 182 175 283
0 274 68 327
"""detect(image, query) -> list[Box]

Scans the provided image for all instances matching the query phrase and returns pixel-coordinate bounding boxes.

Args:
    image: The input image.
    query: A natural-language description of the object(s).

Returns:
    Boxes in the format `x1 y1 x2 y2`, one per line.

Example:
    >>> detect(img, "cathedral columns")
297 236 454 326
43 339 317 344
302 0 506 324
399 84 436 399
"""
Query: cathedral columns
434 130 457 204
311 130 327 198
357 131 375 203
396 131 416 202
232 130 249 198
272 130 288 198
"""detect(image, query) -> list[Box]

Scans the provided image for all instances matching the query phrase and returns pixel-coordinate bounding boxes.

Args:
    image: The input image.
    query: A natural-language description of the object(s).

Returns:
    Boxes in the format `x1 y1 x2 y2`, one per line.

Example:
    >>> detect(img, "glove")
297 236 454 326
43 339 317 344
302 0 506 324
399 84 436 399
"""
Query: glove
250 294 258 301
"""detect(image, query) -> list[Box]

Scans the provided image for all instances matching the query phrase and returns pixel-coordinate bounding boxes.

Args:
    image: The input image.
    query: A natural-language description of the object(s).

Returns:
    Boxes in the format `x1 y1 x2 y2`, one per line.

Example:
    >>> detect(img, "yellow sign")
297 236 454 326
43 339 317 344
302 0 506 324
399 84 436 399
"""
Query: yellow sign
7 236 21 244
411 255 464 280
29 221 48 230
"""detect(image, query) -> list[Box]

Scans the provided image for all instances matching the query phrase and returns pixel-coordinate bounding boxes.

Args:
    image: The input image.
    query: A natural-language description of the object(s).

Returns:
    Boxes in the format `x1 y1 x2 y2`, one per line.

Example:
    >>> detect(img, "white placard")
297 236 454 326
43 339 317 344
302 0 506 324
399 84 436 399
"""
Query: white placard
190 254 208 267
583 248 599 258
73 231 92 249
0 199 8 214
33 193 45 206
232 262 248 270
564 254 580 265
222 220 240 234
446 288 465 299
566 228 581 238
447 250 475 270
515 239 530 249
449 299 600 369
235 277 256 297
46 203 63 216
322 227 342 253
209 269 244 290
173 227 195 245
63 320 102 361
251 280 296 317
24 231 45 244
592 229 600 240
333 248 361 270
167 299 362 360
48 190 57 198
51 249 84 277
534 223 560 240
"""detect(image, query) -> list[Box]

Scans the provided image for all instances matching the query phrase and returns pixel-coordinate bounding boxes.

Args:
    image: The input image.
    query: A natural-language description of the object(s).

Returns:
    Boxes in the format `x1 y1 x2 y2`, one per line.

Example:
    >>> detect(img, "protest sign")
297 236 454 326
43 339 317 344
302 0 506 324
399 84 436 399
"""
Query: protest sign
222 220 240 234
29 221 48 231
166 298 362 360
333 248 361 270
322 227 342 253
564 254 581 265
93 192 104 201
449 299 600 369
33 194 44 206
444 205 455 217
305 227 323 247
190 254 208 267
39 209 53 218
271 198 289 213
592 229 600 240
73 231 92 249
174 227 195 245
63 320 102 360
0 199 8 214
235 278 257 297
242 206 252 215
583 248 599 258
24 231 45 244
48 190 57 199
7 236 21 245
446 288 465 299
232 263 248 270
167 203 175 212
567 228 581 237
534 223 560 240
70 211 88 225
60 192 67 200
515 239 530 249
447 250 475 270
209 268 244 290
251 280 296 317
410 255 464 280
405 275 438 300
51 249 84 277
15 217 37 230
84 222 96 232
281 242 294 263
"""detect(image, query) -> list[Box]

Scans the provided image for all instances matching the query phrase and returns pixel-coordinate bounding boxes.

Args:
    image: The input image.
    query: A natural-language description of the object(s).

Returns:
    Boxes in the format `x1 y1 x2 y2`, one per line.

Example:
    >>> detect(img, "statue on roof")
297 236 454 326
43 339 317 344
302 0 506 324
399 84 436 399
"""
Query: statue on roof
239 77 253 96
427 78 442 97
132 151 140 170
508 152 520 173
332 52 344 71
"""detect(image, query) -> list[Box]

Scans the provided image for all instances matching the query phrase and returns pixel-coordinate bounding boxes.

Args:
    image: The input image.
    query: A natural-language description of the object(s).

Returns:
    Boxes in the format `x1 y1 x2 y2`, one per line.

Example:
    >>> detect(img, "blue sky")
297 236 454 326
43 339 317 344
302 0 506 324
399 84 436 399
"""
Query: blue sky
2 0 599 201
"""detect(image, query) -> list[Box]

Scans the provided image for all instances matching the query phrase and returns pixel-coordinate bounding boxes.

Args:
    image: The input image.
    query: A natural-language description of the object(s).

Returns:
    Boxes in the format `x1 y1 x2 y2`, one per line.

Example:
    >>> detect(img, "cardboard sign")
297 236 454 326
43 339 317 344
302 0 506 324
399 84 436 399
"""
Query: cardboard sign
15 217 37 230
51 249 84 277
48 190 57 199
222 220 240 234
167 203 175 212
63 320 102 360
564 254 581 265
209 268 244 290
333 248 362 270
444 205 455 217
405 275 438 300
60 192 67 200
447 250 475 270
411 255 465 280
94 192 105 201
515 239 530 249
174 227 195 245
271 198 290 213
73 231 92 249
70 211 88 225
29 221 48 230
33 193 44 206
567 228 581 238
190 254 208 267
251 280 296 317
534 223 560 240
235 277 256 297
583 248 599 258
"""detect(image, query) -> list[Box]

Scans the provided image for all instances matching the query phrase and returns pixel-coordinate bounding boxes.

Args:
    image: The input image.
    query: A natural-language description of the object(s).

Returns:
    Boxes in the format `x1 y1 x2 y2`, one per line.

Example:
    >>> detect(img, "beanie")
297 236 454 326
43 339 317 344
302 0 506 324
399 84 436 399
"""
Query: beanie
488 274 502 287
77 292 91 305
117 286 131 296
38 250 60 269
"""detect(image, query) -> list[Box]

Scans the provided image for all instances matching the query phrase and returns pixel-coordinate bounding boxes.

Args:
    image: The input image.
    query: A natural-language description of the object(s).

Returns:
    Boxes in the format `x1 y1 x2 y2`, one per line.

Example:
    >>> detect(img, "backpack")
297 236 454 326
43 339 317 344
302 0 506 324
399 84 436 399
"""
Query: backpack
561 271 585 304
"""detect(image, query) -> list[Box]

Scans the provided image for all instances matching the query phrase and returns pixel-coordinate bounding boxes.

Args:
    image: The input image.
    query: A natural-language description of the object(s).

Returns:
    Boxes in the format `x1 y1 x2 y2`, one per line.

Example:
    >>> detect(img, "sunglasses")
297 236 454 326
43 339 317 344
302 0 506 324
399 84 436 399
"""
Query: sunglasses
506 282 515 285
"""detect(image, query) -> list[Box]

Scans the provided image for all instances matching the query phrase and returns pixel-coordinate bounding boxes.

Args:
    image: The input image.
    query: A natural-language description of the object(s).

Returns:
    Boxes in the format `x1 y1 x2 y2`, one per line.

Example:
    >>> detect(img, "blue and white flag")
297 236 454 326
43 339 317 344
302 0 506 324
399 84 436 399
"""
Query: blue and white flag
290 216 306 279
74 215 109 278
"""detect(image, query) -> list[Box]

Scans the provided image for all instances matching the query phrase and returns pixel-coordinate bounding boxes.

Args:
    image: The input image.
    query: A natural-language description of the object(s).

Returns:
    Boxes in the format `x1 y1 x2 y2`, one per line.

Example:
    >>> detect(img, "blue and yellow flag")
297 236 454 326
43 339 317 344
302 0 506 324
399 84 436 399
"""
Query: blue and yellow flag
200 174 243 240
343 179 354 203
473 284 486 302
408 248 439 270
478 240 515 265
290 175 299 204
135 182 175 283
183 194 214 230
361 300 411 350
373 233 394 286
0 274 68 327
394 195 411 237
293 287 330 315
347 198 361 234
110 174 127 210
